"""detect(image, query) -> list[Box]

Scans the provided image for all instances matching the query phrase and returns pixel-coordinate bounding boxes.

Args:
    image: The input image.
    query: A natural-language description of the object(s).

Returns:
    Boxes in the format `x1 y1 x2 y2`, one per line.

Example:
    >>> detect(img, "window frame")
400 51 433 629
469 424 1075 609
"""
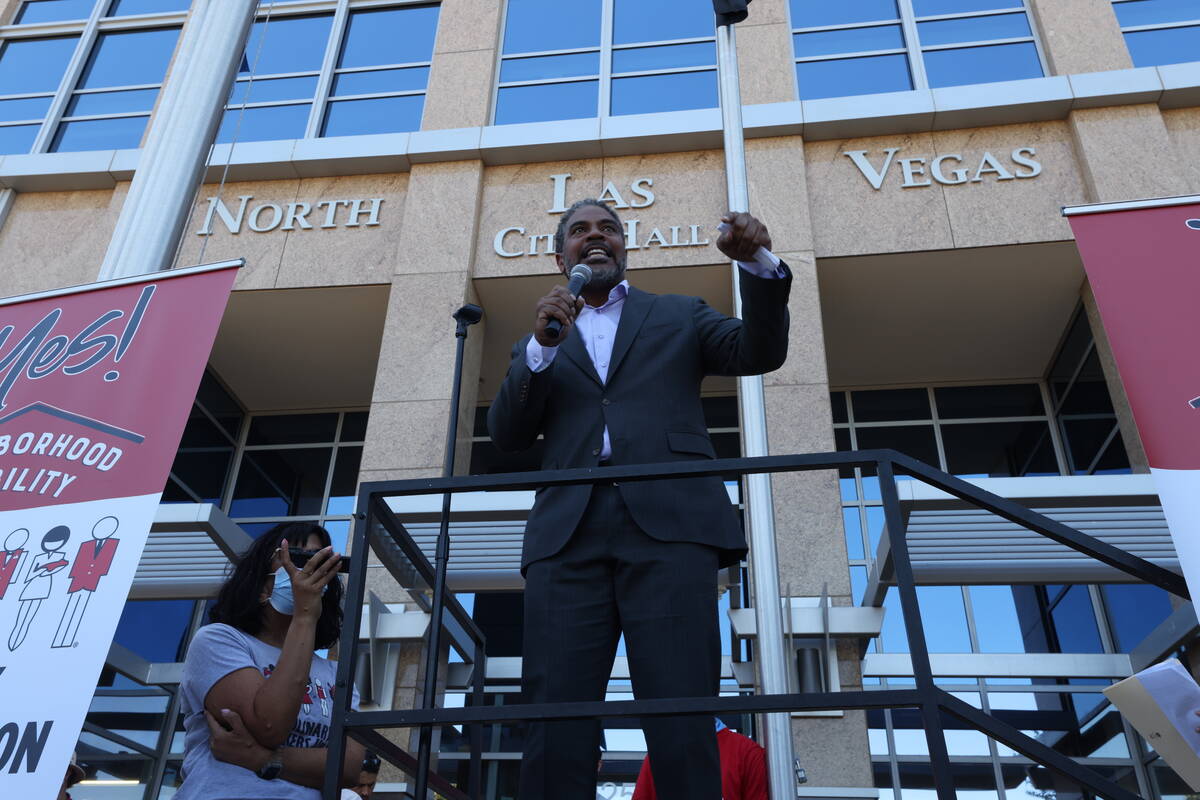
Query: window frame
1110 0 1200 67
220 0 439 144
0 0 441 155
788 0 1049 100
0 0 186 154
492 0 720 125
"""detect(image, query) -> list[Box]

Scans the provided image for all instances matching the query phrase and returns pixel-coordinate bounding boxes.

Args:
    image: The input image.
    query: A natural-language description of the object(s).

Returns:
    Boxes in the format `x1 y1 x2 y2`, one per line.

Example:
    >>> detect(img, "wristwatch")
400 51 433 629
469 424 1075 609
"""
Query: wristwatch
256 748 283 781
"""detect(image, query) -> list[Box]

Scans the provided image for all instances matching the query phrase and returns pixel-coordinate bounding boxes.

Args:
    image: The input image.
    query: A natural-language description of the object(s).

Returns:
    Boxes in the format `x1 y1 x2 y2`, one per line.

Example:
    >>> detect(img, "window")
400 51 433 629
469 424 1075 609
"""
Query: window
227 410 368 552
219 2 439 144
834 382 1062 580
1048 307 1131 476
1112 0 1200 67
0 0 183 154
789 0 1045 101
495 0 718 125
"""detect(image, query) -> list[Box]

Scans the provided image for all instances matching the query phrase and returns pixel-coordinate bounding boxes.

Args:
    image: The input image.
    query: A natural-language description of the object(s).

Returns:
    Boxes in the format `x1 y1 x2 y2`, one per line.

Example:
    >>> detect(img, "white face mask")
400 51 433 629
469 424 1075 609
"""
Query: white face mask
268 567 296 615
267 566 329 616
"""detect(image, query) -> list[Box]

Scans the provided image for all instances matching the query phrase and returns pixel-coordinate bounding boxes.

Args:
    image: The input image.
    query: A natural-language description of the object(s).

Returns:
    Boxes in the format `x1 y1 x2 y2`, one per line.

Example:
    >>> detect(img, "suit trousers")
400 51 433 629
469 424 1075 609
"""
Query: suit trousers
519 483 722 800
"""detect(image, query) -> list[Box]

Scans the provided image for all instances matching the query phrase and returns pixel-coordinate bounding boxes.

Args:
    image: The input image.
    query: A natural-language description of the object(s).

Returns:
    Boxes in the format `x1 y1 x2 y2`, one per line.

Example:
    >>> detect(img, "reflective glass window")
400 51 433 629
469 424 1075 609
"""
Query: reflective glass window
917 12 1032 45
503 0 601 53
1102 584 1174 651
66 87 160 116
796 54 913 100
1123 25 1200 67
341 411 368 441
114 600 194 662
924 41 1043 87
331 68 429 97
241 15 331 76
881 586 971 652
790 0 900 27
611 70 716 116
326 447 363 515
852 388 931 422
15 0 93 24
248 413 339 445
0 123 38 154
0 36 80 95
612 42 715 73
1048 584 1104 653
0 96 52 123
497 0 717 122
934 384 1044 419
499 53 599 83
77 27 179 89
230 75 319 105
969 586 1028 652
941 421 1058 477
338 5 439 68
495 81 599 125
107 0 190 15
914 0 1028 14
52 115 149 150
1113 0 1200 27
612 0 714 44
230 448 332 517
794 25 906 58
323 94 423 137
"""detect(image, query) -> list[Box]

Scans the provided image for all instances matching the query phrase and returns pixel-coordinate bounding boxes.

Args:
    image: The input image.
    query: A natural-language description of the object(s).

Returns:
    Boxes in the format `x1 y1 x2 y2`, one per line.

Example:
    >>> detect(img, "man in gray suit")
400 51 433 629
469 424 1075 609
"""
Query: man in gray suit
488 199 790 800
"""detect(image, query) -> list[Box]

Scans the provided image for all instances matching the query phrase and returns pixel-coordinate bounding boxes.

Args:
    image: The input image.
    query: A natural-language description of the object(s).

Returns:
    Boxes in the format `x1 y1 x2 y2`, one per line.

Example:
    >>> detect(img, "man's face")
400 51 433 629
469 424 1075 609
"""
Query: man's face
556 204 627 290
351 771 378 797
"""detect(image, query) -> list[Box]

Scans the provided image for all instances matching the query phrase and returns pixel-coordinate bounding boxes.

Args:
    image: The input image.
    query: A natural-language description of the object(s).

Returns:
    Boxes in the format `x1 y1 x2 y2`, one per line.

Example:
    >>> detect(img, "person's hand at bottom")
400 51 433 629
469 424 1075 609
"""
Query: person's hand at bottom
206 708 274 773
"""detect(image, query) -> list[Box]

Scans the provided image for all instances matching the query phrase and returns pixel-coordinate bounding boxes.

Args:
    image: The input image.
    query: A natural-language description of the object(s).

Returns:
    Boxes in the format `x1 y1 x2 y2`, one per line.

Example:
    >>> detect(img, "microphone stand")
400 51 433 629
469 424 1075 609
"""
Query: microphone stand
413 303 483 800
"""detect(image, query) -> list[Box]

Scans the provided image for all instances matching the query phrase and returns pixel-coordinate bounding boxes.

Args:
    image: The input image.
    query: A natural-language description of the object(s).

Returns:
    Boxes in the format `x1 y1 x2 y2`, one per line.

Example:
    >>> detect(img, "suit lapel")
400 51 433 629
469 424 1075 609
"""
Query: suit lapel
559 327 603 387
606 287 654 384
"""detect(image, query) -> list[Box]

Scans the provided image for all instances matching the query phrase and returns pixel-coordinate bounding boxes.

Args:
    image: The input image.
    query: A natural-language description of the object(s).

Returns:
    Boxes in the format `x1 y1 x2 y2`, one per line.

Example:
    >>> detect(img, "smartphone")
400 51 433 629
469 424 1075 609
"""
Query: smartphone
288 547 351 574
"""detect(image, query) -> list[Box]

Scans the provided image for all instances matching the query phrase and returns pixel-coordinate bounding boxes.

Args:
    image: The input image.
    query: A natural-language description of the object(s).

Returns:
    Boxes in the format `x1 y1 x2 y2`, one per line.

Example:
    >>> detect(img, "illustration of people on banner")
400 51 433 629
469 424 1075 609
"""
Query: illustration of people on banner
8 525 71 650
53 516 119 649
1 528 29 600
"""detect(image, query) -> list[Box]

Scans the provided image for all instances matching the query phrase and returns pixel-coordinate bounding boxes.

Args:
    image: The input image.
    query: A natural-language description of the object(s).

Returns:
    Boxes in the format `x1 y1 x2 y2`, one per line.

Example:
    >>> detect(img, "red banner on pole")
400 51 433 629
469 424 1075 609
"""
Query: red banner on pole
1066 196 1200 602
0 261 238 797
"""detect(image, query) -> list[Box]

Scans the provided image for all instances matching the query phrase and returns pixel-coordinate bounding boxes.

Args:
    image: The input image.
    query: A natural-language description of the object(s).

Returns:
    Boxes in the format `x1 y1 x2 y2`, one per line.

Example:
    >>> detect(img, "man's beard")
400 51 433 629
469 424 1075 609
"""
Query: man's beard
586 260 626 292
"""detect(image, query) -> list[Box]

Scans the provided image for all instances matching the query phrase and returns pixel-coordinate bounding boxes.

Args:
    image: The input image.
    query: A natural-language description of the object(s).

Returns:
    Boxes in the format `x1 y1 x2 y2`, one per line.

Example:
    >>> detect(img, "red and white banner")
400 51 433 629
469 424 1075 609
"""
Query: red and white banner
1066 196 1200 602
0 262 238 798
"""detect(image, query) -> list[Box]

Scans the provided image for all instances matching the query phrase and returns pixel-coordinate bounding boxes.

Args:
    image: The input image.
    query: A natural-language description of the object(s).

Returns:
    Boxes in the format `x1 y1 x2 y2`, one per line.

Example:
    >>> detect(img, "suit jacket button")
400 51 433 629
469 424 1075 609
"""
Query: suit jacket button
601 398 611 406
592 448 600 456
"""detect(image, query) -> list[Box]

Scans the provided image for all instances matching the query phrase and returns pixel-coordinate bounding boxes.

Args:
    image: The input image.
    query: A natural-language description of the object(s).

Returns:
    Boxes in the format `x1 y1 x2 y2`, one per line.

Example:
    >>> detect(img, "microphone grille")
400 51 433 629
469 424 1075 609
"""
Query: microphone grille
570 264 593 283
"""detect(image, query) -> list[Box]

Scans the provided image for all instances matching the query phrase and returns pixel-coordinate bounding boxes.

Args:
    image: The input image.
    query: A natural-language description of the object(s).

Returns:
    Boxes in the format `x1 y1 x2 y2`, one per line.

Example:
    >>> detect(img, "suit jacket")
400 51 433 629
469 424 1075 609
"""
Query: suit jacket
488 265 792 571
67 537 118 593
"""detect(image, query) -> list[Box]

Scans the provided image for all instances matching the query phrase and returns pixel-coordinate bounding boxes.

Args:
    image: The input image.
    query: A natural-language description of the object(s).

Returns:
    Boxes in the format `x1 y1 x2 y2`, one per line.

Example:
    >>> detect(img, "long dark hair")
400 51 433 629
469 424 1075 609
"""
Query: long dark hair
208 521 344 650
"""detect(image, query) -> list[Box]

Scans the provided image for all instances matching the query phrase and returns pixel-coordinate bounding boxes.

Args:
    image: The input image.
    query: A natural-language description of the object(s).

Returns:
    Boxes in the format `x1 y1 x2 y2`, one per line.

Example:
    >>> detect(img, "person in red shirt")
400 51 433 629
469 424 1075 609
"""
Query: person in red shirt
52 515 119 649
632 719 767 800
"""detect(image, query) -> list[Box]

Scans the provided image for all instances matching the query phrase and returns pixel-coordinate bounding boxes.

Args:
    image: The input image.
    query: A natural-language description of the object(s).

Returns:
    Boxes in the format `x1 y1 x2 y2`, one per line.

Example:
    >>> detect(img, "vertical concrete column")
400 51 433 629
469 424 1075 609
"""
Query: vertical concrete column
421 0 503 130
735 0 797 106
748 138 873 788
1026 0 1131 75
358 160 488 758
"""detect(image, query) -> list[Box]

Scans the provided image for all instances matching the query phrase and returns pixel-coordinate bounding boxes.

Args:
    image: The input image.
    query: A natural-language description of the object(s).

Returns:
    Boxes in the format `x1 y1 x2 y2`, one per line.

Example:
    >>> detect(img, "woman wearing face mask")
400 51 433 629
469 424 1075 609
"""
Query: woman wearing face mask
174 522 365 799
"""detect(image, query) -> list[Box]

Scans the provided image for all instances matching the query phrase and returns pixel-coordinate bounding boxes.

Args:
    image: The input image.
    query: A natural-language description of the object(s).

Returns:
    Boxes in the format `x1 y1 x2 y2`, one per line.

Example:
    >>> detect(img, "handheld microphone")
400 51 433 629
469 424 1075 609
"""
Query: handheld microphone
545 263 592 339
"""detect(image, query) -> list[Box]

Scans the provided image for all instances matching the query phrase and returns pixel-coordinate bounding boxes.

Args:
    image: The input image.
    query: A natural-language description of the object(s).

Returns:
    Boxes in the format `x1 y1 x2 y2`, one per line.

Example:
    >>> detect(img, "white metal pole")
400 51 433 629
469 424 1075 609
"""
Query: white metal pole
715 20 798 800
97 0 258 280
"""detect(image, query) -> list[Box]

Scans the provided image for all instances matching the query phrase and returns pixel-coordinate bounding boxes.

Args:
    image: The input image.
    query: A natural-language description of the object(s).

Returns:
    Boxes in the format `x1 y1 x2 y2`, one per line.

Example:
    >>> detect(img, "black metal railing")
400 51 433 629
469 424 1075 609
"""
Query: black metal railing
323 450 1188 800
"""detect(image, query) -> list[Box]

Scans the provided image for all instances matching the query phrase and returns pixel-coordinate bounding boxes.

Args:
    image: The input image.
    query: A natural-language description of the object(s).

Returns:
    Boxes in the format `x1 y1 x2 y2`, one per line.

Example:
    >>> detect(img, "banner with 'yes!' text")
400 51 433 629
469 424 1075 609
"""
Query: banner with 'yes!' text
0 262 239 798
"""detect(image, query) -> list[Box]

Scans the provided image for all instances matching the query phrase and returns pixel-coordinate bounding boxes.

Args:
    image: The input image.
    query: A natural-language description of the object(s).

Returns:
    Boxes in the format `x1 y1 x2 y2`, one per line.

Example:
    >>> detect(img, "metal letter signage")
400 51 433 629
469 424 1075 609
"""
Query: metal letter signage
844 147 1042 190
0 262 239 798
197 196 385 235
493 173 709 259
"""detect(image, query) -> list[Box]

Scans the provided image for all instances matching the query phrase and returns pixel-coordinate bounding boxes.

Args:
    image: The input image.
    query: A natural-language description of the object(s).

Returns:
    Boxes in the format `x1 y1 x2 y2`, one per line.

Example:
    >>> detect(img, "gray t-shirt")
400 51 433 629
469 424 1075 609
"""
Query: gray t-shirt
175 623 358 800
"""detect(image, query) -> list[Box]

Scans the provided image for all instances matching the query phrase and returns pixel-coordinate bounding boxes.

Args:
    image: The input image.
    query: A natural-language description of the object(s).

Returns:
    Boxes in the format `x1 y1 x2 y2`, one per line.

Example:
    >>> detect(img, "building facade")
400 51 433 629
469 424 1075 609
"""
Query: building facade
0 0 1197 797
